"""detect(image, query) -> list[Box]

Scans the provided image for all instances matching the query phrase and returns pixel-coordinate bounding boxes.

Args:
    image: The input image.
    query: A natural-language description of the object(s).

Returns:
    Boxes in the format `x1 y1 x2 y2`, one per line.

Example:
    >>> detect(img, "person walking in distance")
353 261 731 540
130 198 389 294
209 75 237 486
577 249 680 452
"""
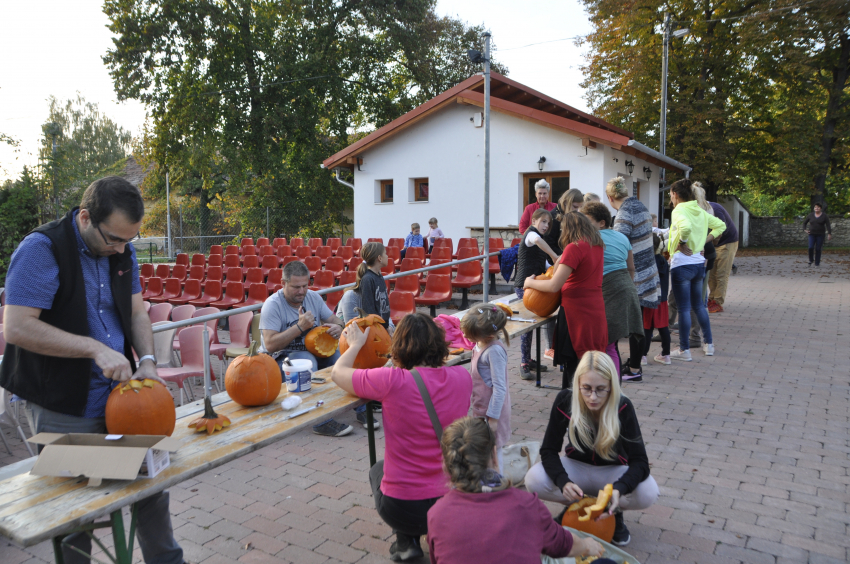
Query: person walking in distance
803 203 832 267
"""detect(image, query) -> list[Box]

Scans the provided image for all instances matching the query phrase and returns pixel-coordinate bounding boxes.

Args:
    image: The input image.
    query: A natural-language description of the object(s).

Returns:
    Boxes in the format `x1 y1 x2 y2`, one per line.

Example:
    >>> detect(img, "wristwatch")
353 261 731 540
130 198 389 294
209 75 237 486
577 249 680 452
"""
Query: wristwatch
138 355 156 365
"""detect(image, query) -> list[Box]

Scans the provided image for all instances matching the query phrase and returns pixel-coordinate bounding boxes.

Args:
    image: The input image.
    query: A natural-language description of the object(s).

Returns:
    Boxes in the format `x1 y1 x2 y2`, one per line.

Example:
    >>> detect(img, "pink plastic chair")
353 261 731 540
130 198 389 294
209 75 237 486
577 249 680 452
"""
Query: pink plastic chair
148 302 173 323
158 325 205 405
210 311 252 368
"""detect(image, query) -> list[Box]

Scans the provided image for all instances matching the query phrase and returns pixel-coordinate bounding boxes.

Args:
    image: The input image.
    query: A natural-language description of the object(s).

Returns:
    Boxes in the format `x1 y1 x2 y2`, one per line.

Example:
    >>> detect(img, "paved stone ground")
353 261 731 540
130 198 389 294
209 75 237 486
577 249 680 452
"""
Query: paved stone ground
2 251 848 564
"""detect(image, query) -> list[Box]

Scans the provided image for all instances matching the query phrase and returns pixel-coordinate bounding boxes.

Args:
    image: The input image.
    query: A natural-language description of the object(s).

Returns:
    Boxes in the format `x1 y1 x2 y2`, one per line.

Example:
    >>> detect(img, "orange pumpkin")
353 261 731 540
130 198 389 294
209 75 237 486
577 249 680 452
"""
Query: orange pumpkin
522 269 561 317
105 379 176 436
225 341 282 407
561 484 615 542
304 326 339 358
339 314 392 369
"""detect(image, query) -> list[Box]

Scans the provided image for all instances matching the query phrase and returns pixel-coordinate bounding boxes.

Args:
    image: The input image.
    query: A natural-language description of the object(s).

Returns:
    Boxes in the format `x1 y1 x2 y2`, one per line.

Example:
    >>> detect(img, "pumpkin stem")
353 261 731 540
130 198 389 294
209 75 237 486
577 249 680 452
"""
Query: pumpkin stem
247 340 260 357
203 396 220 419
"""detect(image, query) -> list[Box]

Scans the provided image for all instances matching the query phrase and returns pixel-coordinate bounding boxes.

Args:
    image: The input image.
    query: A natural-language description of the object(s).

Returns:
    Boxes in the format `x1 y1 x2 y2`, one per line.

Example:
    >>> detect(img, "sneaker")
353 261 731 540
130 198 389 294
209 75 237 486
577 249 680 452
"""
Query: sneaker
708 301 723 313
543 348 555 361
389 534 423 561
612 513 631 546
528 358 549 372
622 367 643 383
641 356 648 366
670 348 693 362
703 343 715 356
654 354 671 365
519 365 535 381
356 411 381 429
312 419 353 437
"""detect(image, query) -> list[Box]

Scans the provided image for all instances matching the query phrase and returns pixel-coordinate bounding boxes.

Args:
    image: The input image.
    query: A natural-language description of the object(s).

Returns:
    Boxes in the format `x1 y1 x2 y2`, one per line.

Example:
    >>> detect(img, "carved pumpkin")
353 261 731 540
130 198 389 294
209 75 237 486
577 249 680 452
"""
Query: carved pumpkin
561 484 615 542
225 341 282 406
105 379 176 436
522 267 561 317
304 326 339 358
339 314 392 369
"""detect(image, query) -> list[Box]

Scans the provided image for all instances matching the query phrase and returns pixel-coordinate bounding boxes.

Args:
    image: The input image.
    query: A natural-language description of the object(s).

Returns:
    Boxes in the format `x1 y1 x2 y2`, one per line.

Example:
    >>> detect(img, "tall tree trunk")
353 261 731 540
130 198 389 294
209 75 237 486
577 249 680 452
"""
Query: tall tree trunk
812 32 850 210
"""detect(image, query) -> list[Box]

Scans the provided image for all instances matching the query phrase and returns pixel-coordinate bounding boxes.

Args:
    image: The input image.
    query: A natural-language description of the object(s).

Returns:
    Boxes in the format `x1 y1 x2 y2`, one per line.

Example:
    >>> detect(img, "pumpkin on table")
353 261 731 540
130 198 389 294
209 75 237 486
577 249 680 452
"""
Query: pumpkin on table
188 397 231 435
339 313 392 369
560 483 615 542
523 265 560 317
225 341 282 407
105 379 176 436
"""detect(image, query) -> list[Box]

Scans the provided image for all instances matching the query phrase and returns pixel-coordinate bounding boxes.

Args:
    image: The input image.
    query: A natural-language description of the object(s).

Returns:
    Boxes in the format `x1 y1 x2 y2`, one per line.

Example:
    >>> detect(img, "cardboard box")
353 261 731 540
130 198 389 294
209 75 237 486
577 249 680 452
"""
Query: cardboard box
28 433 183 487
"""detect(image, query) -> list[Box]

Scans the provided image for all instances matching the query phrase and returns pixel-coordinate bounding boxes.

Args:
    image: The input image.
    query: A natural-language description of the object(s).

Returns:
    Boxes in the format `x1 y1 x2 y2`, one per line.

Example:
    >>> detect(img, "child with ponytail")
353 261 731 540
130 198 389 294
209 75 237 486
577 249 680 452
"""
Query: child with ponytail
339 241 391 327
461 306 511 471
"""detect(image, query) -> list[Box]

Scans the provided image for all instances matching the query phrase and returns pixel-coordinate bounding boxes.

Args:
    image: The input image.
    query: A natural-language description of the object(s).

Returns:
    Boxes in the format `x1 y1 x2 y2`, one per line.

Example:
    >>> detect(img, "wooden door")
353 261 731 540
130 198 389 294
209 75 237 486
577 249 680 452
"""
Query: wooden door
523 172 570 208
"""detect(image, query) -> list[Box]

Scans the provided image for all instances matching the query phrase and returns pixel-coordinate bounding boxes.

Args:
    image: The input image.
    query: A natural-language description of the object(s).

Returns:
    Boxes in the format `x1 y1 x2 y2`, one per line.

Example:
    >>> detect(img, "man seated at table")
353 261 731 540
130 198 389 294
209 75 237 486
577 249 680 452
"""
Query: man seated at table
0 176 186 564
259 260 375 437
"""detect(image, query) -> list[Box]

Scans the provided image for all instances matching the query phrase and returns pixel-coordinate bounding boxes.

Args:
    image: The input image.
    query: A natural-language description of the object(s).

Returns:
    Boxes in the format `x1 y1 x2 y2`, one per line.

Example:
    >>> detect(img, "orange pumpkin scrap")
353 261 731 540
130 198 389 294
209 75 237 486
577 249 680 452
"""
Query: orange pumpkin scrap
339 313 392 369
493 303 513 318
304 326 339 358
188 397 231 435
522 270 561 317
105 379 176 436
225 341 282 407
561 484 615 542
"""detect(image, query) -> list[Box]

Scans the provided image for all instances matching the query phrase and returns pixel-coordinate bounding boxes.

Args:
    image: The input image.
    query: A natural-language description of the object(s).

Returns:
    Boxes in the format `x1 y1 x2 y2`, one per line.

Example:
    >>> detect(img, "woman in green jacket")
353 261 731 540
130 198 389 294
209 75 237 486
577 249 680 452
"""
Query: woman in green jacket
667 179 726 361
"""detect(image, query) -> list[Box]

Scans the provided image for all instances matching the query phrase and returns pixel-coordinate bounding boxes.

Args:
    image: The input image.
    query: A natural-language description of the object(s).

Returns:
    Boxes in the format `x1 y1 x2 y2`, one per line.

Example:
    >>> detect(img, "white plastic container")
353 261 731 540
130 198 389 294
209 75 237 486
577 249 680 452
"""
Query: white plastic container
282 359 313 393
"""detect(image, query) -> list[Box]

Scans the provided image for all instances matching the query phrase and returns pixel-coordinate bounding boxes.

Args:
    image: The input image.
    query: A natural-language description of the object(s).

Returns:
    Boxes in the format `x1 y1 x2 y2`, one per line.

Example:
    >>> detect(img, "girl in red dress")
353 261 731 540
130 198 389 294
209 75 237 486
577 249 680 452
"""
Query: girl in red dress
524 212 608 388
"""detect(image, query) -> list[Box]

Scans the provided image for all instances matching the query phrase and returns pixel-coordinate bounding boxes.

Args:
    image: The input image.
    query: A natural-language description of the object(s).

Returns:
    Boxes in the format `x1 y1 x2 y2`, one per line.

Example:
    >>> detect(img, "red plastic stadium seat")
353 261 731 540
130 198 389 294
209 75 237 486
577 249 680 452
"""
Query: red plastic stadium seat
325 257 345 279
427 259 451 277
266 269 283 293
259 245 275 258
487 238 504 276
304 256 322 278
387 238 404 249
290 238 305 252
325 287 344 312
224 254 240 269
452 259 483 309
240 238 254 248
225 267 243 284
170 279 202 306
367 237 383 245
338 271 356 287
241 255 259 275
386 246 401 269
295 246 312 260
155 264 171 280
510 237 521 248
171 264 188 282
210 281 245 310
141 277 163 300
308 238 323 253
390 291 416 324
405 247 425 262
429 247 451 262
225 245 239 256
140 263 155 280
206 254 222 271
190 254 206 268
327 238 341 255
315 246 332 265
188 280 222 307
209 245 223 257
256 237 270 248
150 278 182 304
336 246 354 266
244 283 269 307
272 237 287 248
175 253 189 266
414 274 452 317
393 273 421 298
282 256 299 267
202 266 222 289
310 270 334 292
348 257 363 273
276 245 293 265
244 267 264 287
261 255 278 277
346 238 362 256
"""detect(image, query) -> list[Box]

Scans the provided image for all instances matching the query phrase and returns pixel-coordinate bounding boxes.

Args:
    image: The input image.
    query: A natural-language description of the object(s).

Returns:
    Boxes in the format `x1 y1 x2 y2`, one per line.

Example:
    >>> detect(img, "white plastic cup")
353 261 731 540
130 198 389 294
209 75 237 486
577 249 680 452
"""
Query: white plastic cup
282 359 313 393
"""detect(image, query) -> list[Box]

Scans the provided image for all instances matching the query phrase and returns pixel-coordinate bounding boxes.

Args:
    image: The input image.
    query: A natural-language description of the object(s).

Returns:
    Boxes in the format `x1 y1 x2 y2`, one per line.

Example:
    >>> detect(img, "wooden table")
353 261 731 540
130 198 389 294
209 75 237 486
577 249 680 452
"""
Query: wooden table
0 293 554 564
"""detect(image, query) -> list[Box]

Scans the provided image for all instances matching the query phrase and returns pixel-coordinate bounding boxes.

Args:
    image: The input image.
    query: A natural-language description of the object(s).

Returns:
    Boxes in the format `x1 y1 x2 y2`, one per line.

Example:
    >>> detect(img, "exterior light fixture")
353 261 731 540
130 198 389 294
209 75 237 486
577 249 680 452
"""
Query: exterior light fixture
467 49 487 64
537 156 546 171
672 28 690 38
643 166 652 180
625 160 635 174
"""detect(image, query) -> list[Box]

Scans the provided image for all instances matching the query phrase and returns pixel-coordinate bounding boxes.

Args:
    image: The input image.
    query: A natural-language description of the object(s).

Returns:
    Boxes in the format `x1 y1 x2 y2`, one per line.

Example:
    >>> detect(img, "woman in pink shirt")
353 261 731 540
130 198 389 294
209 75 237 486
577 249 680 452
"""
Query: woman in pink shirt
428 417 605 564
332 313 472 562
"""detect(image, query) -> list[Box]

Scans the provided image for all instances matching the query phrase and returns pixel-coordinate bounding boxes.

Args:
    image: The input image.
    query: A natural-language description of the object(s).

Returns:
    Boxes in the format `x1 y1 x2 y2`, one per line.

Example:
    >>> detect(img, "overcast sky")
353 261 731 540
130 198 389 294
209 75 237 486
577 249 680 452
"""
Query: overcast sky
0 0 593 182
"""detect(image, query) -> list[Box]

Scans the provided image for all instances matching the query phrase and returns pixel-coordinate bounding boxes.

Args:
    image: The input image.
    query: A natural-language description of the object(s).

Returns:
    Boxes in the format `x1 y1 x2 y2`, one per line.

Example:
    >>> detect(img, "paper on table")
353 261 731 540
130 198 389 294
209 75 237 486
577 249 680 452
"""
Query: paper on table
508 317 536 323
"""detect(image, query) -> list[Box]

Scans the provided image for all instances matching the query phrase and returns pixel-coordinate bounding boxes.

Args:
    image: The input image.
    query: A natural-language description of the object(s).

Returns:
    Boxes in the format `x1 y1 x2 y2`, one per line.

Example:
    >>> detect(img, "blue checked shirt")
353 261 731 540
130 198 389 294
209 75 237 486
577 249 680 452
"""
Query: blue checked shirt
4 211 142 418
404 232 424 248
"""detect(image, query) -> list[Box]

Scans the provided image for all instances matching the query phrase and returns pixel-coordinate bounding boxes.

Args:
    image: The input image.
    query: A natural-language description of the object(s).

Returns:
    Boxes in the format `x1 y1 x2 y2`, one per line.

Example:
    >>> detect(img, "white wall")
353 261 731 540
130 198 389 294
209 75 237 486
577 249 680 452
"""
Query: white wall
718 196 750 247
350 104 665 243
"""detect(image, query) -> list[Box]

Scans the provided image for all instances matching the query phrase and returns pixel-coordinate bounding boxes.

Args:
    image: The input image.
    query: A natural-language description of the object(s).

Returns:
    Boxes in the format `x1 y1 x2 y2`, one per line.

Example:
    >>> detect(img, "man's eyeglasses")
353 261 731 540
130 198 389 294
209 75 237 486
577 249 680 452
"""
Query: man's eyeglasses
579 386 610 398
95 223 141 247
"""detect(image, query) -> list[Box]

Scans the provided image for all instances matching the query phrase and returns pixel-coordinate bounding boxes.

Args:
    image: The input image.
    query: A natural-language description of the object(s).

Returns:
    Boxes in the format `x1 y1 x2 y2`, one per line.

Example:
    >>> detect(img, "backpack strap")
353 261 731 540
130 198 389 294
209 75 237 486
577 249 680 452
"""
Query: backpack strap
409 368 442 442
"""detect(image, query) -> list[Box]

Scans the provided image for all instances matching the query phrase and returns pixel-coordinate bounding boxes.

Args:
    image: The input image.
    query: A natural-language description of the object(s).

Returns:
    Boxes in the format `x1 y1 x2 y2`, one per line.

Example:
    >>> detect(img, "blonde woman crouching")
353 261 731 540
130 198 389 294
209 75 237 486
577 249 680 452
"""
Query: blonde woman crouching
524 351 658 547
427 417 605 564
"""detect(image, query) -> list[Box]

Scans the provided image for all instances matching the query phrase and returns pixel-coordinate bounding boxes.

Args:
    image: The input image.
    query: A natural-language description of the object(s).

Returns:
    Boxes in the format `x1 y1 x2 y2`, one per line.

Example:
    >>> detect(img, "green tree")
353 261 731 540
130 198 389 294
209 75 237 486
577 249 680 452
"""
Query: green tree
102 0 505 237
0 167 40 285
38 94 133 215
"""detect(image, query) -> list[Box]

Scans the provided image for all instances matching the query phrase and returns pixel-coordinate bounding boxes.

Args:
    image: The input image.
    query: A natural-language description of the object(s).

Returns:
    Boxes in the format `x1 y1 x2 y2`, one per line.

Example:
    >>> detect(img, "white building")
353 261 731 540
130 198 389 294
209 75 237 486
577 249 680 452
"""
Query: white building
323 72 691 244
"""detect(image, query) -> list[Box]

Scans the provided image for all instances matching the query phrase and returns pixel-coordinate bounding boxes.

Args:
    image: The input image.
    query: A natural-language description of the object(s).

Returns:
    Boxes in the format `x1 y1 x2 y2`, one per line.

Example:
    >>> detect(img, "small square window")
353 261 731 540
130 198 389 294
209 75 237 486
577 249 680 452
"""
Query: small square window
413 178 429 202
380 180 393 203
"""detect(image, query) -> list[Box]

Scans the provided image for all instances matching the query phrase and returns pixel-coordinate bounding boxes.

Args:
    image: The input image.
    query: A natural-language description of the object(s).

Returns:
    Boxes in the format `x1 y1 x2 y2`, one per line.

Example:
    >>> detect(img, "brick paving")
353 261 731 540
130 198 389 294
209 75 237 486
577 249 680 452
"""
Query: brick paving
2 251 848 564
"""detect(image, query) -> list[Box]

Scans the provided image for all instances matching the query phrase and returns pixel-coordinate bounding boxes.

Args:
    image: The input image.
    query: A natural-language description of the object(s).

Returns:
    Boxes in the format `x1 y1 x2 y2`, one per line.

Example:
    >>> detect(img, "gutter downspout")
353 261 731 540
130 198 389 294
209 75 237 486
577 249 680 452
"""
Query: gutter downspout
326 165 354 190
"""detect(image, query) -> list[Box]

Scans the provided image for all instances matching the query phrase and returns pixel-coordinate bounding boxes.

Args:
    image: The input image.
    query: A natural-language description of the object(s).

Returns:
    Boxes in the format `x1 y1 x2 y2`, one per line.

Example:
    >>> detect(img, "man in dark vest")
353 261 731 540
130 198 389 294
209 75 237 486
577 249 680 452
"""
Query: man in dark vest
1 177 185 564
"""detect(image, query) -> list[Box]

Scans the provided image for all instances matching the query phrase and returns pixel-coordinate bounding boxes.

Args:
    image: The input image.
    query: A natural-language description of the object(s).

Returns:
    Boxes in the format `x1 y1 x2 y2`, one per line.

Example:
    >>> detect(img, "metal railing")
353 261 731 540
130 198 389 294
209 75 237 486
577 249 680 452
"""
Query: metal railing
150 250 504 335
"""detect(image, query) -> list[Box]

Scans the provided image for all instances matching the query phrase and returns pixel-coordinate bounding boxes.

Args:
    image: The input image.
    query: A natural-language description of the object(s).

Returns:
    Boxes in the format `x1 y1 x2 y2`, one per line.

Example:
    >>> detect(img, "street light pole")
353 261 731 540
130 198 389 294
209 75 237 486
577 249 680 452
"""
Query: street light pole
659 12 671 219
482 31 491 304
166 171 173 260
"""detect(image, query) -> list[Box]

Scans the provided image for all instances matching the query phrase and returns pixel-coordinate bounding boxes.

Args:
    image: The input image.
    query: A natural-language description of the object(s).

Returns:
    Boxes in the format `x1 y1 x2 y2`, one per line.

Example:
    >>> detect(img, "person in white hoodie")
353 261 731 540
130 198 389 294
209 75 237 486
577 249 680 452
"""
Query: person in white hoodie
667 179 726 361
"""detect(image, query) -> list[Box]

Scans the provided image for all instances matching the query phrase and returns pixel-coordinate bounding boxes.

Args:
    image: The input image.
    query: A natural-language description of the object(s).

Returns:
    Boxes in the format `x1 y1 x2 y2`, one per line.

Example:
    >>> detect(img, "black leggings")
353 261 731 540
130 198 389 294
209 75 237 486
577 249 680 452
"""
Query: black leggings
644 326 671 356
626 334 645 370
369 460 440 543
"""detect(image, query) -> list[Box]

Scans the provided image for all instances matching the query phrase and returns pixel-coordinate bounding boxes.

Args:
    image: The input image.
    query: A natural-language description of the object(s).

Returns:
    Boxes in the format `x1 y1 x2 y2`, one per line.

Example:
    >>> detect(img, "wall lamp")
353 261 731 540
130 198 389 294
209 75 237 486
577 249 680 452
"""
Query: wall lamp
537 156 546 171
625 160 635 175
643 166 652 180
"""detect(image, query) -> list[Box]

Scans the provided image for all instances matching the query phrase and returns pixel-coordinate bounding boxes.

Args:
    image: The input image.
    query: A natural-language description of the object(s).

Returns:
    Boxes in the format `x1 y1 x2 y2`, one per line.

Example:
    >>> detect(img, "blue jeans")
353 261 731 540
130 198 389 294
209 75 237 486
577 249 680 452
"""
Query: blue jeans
808 234 825 265
26 404 183 564
671 264 712 351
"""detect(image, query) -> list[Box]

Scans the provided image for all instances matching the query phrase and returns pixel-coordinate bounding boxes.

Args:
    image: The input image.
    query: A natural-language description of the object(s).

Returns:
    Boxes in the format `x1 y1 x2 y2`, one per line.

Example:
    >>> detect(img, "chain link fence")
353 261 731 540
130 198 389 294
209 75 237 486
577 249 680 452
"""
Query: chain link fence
137 202 351 261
